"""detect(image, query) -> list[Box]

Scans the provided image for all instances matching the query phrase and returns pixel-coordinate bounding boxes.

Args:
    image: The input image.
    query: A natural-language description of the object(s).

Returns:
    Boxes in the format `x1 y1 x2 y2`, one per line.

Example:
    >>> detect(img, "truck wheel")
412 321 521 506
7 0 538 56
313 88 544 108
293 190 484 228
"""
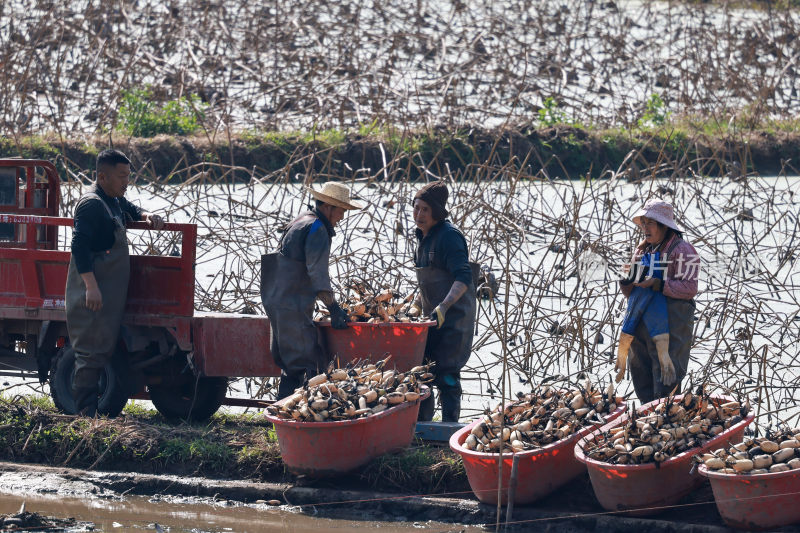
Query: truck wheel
149 376 228 422
50 347 131 417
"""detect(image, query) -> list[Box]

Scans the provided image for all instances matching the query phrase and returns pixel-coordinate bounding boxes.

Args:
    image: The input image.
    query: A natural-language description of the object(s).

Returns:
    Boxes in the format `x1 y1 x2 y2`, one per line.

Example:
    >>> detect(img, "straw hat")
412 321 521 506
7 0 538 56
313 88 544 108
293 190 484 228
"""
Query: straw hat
632 199 682 232
307 182 363 210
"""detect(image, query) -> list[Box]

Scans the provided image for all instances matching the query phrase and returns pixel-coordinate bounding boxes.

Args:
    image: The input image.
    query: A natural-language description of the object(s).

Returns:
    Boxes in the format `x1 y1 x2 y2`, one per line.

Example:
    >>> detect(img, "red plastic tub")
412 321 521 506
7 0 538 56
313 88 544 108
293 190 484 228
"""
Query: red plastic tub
265 387 429 477
699 463 800 530
317 320 435 372
574 394 754 516
449 400 627 505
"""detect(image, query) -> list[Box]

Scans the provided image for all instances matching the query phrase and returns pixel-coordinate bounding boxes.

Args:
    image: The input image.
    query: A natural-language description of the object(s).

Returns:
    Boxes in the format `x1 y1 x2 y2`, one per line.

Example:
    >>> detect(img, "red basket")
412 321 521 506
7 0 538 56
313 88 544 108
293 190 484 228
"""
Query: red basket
266 387 430 477
699 460 800 530
317 321 435 372
574 394 754 516
449 399 627 505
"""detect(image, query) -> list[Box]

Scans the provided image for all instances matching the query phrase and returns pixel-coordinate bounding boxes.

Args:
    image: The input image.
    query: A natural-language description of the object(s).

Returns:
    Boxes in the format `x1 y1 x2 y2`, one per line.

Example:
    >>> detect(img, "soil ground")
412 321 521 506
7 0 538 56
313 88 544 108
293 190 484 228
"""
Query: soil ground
1 400 799 532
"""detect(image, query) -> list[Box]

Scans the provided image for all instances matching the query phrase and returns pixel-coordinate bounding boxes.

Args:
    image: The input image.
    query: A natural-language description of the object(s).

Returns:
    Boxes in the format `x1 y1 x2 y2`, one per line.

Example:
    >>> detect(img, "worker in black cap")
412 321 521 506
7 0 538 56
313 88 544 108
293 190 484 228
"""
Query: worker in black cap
409 181 476 422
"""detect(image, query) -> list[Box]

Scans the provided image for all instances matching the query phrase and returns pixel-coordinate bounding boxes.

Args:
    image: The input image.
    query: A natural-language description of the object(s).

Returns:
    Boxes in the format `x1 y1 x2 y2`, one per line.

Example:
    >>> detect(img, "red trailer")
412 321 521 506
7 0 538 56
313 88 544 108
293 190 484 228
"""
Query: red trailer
0 159 281 420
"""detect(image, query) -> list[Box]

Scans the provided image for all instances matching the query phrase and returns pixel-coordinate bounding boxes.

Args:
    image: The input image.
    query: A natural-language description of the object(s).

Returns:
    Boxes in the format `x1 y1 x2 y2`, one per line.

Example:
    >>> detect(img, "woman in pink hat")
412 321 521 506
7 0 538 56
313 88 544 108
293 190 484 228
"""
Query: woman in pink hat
615 199 699 403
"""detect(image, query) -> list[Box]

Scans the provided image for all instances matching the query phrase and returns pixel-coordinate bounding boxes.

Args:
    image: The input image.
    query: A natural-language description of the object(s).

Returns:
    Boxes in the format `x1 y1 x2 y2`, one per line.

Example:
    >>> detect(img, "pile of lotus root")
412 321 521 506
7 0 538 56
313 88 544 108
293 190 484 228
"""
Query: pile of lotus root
317 283 423 323
267 356 433 422
697 427 800 474
341 289 419 322
582 387 747 465
459 379 620 454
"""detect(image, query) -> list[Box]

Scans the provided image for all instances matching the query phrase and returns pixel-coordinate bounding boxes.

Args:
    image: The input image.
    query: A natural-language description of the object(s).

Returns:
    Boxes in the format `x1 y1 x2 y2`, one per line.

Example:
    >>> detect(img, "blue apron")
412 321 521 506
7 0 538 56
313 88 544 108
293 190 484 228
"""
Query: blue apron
622 251 668 338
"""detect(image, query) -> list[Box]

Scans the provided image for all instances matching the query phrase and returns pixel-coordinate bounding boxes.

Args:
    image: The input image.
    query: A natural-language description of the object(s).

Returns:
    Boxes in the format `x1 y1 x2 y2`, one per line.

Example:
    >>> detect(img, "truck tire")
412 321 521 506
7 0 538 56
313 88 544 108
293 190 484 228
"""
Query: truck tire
149 376 228 422
50 347 131 417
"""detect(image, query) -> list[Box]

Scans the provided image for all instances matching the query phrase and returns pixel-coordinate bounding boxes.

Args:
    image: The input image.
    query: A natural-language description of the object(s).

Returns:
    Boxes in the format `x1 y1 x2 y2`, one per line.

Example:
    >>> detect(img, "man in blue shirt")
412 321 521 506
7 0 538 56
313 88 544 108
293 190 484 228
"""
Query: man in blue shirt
261 182 361 399
411 181 476 422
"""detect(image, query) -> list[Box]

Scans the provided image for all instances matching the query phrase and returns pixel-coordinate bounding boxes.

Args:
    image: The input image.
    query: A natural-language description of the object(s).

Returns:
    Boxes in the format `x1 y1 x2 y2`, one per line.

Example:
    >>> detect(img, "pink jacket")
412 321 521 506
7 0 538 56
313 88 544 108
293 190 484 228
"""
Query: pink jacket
620 234 699 301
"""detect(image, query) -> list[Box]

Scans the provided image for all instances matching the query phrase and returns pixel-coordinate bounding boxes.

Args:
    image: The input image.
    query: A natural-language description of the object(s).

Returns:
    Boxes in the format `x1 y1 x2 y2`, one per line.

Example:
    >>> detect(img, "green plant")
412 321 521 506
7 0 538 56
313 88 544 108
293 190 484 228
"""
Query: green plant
638 93 670 128
22 394 56 411
538 97 568 127
300 125 346 145
157 438 192 463
357 119 381 137
156 437 233 469
122 401 159 418
117 87 206 137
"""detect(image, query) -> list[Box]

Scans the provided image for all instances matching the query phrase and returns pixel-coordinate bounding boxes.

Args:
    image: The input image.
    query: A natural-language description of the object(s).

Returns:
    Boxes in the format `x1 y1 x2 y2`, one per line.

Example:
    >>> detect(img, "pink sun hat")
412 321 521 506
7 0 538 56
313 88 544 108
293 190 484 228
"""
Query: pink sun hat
632 199 682 232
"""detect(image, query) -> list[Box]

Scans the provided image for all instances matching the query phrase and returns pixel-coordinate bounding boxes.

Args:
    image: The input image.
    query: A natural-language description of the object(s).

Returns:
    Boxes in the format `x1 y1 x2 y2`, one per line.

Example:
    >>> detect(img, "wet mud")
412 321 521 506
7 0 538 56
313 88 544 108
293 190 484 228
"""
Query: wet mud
0 460 781 532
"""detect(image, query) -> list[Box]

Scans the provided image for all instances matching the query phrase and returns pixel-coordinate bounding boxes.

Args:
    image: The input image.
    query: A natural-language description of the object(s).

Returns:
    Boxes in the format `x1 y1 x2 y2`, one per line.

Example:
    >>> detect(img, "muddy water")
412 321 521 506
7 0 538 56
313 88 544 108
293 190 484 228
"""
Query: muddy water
0 492 483 532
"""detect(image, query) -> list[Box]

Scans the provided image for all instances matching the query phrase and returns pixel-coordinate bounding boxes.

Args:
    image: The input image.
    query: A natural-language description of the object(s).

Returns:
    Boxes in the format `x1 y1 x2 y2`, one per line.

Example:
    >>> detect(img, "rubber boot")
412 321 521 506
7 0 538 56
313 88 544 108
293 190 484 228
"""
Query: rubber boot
652 333 676 386
276 372 304 400
72 363 101 417
439 374 462 422
72 386 98 417
417 392 435 422
439 389 461 422
615 332 634 383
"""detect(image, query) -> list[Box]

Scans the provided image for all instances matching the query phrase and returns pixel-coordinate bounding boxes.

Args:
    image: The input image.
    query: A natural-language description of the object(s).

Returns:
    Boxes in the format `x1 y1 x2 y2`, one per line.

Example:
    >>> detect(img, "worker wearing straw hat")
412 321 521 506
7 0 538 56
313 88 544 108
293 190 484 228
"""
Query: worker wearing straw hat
615 199 699 403
410 181 477 422
261 181 362 399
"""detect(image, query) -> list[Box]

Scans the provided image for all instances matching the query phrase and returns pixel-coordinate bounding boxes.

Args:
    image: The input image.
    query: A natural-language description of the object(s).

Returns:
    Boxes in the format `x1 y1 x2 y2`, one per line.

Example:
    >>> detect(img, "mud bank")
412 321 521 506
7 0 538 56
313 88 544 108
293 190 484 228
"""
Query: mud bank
2 126 799 182
0 460 765 532
0 505 87 531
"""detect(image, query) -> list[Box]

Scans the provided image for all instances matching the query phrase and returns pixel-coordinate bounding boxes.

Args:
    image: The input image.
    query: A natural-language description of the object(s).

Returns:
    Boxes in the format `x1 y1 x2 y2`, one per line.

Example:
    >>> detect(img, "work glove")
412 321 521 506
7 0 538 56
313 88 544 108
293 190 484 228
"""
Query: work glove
328 302 350 330
430 305 446 329
615 332 634 383
652 333 676 386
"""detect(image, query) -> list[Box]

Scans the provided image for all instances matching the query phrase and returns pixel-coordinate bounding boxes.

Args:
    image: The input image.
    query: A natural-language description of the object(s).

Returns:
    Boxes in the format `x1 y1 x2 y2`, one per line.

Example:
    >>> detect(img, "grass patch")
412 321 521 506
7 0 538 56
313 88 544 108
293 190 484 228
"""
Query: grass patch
0 395 471 495
2 114 799 182
117 87 206 137
121 401 158 418
359 444 467 494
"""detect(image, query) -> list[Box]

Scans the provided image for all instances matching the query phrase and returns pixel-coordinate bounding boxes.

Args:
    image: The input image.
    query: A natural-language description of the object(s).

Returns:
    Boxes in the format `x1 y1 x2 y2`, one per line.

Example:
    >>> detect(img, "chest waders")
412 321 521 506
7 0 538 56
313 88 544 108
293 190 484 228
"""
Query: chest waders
619 239 694 403
261 242 329 399
617 250 674 387
416 262 477 422
65 194 130 415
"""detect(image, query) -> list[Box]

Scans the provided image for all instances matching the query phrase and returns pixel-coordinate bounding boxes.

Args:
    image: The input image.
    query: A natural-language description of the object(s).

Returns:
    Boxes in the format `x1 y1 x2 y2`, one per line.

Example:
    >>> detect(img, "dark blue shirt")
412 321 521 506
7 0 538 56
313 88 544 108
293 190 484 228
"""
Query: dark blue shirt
414 220 473 285
71 185 143 273
279 208 335 293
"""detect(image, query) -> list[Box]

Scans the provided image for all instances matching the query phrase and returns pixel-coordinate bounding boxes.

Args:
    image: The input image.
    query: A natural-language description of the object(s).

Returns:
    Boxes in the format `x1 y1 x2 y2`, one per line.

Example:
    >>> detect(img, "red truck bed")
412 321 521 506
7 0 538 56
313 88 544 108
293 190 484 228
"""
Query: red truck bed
0 159 279 378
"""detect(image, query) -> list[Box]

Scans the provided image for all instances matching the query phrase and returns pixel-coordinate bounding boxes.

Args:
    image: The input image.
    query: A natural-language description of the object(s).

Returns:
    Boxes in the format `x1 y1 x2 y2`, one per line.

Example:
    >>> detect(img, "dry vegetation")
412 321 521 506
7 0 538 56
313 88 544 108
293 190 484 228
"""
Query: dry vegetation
42 139 798 433
0 1 799 453
0 0 798 137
